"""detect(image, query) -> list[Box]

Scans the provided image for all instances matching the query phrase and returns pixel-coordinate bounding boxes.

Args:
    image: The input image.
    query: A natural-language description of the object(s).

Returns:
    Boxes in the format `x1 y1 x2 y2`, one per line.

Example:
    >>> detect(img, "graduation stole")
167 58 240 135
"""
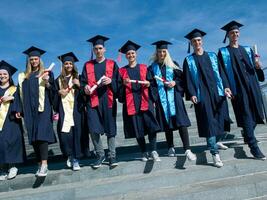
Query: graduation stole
186 52 224 101
59 77 74 133
18 72 46 112
0 86 17 131
219 46 253 95
152 62 176 123
85 59 114 108
119 64 149 115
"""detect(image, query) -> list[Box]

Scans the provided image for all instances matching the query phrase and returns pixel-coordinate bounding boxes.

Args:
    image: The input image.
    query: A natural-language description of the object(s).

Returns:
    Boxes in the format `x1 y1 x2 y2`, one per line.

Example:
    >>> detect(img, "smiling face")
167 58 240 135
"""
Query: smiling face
125 50 137 63
0 69 10 85
29 56 40 70
63 61 74 75
93 44 106 59
157 49 167 62
191 37 203 52
228 29 240 43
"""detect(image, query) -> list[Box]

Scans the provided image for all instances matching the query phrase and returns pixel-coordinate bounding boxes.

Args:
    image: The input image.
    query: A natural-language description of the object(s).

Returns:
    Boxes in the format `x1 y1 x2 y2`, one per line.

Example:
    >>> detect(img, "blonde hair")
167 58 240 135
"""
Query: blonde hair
150 49 179 69
25 57 45 79
59 62 79 89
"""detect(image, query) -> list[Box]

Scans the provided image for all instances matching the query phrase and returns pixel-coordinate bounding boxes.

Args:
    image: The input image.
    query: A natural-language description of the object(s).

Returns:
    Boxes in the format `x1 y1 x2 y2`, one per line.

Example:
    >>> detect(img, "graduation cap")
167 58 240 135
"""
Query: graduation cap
119 40 141 54
221 20 243 43
184 29 206 53
151 40 172 49
58 52 79 63
87 35 109 46
23 46 46 57
0 60 17 76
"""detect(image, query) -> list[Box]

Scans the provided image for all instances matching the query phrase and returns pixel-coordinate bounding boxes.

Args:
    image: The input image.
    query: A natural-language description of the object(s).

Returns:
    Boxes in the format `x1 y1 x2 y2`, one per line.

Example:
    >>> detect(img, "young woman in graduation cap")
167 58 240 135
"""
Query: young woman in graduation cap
0 60 25 180
218 21 266 160
17 46 56 177
183 29 232 167
53 52 84 171
118 40 161 161
148 40 196 161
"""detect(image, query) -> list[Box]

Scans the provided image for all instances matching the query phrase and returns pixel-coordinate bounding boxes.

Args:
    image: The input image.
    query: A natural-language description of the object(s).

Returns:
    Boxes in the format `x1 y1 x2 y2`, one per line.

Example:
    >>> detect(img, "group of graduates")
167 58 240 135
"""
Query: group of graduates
0 20 266 181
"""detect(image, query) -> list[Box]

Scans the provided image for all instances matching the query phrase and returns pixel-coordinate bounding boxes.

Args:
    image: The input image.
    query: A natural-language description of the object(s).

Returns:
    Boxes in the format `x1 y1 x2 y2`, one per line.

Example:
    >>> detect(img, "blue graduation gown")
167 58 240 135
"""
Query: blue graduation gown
53 76 83 158
218 46 265 128
118 64 160 139
80 59 120 137
183 52 231 138
148 62 191 132
20 71 56 145
0 87 25 164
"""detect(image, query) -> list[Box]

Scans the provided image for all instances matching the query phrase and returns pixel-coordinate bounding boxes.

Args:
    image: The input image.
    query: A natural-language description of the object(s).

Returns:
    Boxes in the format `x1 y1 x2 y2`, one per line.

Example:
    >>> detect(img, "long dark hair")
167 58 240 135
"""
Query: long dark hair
59 62 79 88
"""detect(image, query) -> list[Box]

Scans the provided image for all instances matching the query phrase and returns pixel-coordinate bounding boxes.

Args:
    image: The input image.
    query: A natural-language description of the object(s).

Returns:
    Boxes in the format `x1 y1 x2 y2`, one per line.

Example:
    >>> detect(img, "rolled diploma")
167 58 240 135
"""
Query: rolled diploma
154 75 170 84
89 76 105 93
128 80 147 84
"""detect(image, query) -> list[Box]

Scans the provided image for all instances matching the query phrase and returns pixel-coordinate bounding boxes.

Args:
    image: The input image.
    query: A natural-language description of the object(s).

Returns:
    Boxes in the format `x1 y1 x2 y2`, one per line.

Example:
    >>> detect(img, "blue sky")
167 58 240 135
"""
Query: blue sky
1 0 267 81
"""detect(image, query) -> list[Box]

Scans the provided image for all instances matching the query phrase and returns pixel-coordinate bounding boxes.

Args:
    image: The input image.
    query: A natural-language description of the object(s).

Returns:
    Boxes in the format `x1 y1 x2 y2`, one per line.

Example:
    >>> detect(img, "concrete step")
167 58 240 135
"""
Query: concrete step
1 138 267 195
1 143 267 200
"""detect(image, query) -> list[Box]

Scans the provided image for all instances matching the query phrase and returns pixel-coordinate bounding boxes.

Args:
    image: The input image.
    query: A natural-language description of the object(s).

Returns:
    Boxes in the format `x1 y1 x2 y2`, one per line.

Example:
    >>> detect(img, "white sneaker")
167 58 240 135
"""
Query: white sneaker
217 142 228 150
141 152 149 162
0 171 7 181
72 159 81 171
35 164 41 176
185 149 196 161
168 147 176 157
66 157 72 168
151 151 161 162
212 154 224 168
37 164 48 177
7 167 18 180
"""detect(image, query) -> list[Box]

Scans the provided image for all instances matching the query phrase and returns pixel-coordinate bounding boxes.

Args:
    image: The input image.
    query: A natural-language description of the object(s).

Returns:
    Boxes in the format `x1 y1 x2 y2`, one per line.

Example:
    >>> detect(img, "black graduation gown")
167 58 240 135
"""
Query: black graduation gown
20 71 56 145
0 87 25 164
148 62 191 132
118 64 160 139
53 76 83 158
218 46 265 128
183 52 231 138
80 59 121 137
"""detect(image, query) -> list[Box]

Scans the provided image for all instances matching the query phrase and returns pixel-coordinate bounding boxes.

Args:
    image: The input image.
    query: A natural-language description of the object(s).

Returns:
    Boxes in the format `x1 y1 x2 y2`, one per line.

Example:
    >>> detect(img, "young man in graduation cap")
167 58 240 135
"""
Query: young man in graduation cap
17 46 57 177
218 21 266 160
183 29 232 167
81 35 121 168
54 52 84 171
149 40 196 161
118 40 161 162
0 60 25 180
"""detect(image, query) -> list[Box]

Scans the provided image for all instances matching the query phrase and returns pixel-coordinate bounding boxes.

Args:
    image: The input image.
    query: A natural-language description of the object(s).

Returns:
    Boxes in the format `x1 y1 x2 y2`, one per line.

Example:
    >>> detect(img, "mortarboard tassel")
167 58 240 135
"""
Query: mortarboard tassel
90 44 94 60
187 42 191 54
223 33 227 43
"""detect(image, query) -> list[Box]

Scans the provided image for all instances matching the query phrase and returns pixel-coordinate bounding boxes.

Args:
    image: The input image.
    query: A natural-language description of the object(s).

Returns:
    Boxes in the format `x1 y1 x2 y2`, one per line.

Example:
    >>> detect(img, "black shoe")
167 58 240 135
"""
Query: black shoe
109 157 118 167
92 156 105 169
250 147 266 160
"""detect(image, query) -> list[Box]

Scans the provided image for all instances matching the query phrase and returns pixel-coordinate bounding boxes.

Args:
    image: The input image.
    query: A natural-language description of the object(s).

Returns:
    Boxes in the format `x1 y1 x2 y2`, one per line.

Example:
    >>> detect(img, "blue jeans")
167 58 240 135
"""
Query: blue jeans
206 136 219 155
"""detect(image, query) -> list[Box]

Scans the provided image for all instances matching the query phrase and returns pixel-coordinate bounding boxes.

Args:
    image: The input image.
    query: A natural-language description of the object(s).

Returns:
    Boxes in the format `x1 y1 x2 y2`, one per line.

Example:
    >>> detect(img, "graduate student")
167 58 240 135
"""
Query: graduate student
118 40 161 161
183 29 232 167
54 52 83 171
149 40 196 161
81 35 121 168
0 61 25 180
17 46 56 176
218 21 266 160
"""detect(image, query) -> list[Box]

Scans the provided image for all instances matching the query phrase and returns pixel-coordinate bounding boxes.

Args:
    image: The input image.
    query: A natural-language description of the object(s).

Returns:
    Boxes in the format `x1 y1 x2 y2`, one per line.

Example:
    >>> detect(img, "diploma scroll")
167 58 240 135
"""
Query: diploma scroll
128 80 148 84
154 75 170 84
38 62 55 78
89 76 105 94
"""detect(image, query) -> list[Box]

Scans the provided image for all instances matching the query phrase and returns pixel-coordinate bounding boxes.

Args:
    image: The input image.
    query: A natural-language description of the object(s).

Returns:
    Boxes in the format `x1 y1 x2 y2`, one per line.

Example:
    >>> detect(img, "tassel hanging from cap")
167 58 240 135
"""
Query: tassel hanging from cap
187 42 191 54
